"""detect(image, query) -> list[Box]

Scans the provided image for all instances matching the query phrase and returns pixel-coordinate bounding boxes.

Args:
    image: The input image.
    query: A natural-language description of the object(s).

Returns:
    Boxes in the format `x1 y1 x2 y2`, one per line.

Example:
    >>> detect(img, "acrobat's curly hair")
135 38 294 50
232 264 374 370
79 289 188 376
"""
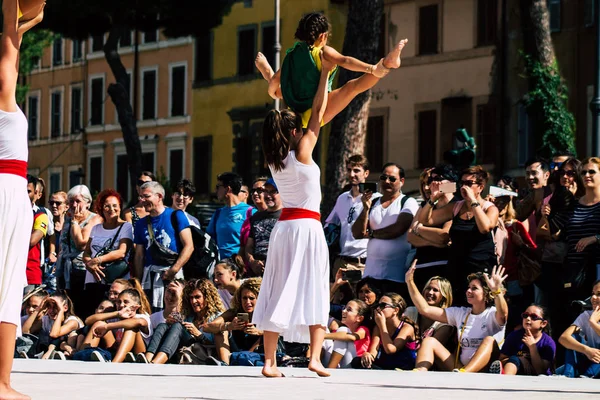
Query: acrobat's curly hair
182 278 225 320
229 277 262 314
294 12 330 45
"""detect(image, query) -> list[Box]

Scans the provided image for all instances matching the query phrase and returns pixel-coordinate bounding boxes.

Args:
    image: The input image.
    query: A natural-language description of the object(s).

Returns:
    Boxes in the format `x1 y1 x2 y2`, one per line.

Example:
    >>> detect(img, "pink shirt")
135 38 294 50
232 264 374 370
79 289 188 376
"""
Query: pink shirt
354 326 371 356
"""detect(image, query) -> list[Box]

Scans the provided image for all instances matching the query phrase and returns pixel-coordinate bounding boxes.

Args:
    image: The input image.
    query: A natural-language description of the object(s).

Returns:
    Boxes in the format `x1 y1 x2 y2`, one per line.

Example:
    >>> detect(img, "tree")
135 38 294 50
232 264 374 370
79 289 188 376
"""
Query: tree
519 0 576 157
18 30 57 104
322 0 384 217
38 0 235 197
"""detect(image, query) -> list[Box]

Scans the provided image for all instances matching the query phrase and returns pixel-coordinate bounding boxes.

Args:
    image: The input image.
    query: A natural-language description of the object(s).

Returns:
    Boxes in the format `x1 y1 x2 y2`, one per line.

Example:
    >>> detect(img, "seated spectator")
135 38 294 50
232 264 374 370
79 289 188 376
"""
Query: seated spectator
213 259 243 310
149 280 185 330
403 276 454 349
350 293 417 370
322 299 371 368
497 304 555 375
81 280 152 363
407 263 508 372
106 278 136 304
557 280 600 378
329 268 357 327
139 278 227 364
74 300 116 353
171 179 201 228
356 277 381 308
21 289 48 327
22 291 83 360
245 178 282 277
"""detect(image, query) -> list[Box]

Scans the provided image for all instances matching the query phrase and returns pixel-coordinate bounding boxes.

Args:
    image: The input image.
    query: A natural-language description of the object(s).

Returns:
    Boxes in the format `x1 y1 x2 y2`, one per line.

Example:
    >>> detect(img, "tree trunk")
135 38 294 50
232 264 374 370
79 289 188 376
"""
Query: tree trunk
519 0 555 68
322 0 383 218
104 24 143 202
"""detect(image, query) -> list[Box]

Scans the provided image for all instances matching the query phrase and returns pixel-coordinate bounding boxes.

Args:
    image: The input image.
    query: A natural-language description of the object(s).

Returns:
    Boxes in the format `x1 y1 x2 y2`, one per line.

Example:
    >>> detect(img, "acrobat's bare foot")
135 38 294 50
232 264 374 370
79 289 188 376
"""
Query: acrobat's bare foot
0 383 31 400
255 52 275 81
261 366 285 378
383 38 408 69
308 360 330 377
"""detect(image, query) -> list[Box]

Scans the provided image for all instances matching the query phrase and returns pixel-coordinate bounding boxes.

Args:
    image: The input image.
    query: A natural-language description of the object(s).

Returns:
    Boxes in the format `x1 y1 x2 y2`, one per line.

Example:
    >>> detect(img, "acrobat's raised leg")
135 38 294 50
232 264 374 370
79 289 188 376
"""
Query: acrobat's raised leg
255 52 282 100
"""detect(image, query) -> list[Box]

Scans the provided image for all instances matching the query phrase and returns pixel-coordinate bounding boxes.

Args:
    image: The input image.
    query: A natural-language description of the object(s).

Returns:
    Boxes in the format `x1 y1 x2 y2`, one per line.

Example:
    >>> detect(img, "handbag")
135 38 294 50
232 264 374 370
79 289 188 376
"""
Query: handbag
146 216 179 266
178 342 216 365
517 251 541 286
96 224 129 284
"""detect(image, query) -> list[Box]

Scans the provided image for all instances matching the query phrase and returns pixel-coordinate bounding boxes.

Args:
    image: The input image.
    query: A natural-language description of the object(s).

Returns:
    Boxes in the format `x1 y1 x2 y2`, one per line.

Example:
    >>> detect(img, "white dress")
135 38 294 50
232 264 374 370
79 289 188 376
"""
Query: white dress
252 151 329 343
0 108 32 326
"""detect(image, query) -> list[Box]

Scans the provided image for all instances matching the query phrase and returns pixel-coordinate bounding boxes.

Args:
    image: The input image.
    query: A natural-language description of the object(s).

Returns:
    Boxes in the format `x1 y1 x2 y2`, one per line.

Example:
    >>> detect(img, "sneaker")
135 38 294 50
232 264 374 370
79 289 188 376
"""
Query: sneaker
180 353 192 365
205 356 222 366
18 351 29 359
124 352 136 363
52 351 66 361
136 353 149 364
452 368 466 373
489 360 503 374
90 350 106 362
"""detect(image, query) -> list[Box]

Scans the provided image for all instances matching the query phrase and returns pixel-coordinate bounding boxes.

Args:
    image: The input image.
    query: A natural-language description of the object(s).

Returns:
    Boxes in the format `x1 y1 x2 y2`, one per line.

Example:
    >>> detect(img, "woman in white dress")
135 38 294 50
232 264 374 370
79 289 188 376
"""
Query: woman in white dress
0 1 45 399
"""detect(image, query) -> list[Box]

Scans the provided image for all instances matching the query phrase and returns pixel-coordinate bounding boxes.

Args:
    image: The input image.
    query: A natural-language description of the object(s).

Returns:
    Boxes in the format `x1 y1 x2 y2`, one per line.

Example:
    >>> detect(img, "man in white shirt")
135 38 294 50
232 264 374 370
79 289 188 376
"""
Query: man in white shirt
325 155 381 282
352 162 419 298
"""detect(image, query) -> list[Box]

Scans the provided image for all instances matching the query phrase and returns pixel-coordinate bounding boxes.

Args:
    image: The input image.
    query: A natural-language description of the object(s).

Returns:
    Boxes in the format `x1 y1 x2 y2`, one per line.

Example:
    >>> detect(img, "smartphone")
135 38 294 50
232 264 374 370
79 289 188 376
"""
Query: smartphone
169 312 184 323
358 182 377 193
237 313 250 323
342 269 363 282
439 182 456 194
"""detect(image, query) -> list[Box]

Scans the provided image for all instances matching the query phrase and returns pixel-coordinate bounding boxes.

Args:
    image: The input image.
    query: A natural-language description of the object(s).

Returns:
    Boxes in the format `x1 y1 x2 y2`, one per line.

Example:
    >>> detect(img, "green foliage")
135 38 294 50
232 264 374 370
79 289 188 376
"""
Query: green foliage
522 53 576 158
17 29 57 104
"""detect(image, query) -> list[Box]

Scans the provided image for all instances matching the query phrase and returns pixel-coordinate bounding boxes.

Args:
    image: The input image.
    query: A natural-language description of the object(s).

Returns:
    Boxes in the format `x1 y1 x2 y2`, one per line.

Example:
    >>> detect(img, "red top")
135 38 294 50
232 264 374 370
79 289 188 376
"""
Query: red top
504 220 537 281
0 159 27 178
279 207 321 222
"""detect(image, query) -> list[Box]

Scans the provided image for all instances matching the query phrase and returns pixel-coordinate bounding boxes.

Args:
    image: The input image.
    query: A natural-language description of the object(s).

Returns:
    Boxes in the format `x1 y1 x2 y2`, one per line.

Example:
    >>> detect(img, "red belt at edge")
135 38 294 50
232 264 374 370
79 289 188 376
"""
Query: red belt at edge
0 160 27 178
279 208 321 222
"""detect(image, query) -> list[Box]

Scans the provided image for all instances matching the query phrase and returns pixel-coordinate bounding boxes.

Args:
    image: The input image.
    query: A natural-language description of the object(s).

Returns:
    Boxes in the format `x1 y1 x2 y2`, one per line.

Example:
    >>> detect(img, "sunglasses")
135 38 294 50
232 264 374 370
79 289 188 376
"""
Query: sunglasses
376 302 395 310
521 312 544 321
48 201 64 206
460 180 480 187
582 169 597 176
173 192 190 199
379 174 398 183
427 175 444 184
251 188 265 194
559 169 577 178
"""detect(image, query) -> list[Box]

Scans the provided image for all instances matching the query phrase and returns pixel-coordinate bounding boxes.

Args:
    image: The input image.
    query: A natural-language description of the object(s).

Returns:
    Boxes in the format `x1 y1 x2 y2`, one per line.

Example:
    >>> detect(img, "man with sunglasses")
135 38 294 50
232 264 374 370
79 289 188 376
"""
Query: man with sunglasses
352 162 418 297
325 155 381 281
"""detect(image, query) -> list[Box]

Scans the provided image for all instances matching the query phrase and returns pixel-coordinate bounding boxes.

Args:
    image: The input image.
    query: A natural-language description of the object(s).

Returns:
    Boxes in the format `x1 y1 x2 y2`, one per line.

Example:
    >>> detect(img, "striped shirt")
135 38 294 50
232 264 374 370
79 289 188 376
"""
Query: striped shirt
565 201 600 266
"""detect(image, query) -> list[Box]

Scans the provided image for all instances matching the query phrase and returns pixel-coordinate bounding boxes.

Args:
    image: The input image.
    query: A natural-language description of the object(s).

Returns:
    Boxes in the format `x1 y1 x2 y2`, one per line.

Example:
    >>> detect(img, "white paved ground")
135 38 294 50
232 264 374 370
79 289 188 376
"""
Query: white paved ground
10 359 600 399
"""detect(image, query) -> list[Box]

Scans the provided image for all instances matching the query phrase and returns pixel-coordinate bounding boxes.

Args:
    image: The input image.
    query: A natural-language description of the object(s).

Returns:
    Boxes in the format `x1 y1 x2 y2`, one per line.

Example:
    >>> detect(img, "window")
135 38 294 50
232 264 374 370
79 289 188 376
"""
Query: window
169 149 184 186
116 154 130 202
52 39 63 66
120 29 132 47
262 24 276 68
91 34 104 52
141 69 157 120
143 29 158 44
170 64 186 117
475 104 496 164
50 90 62 137
366 115 385 172
90 76 104 125
548 0 561 32
27 95 39 140
195 33 212 82
419 5 438 55
69 167 83 188
142 152 155 173
193 137 212 195
418 110 437 169
49 170 61 194
89 156 103 195
237 26 256 76
70 86 83 134
31 56 40 69
585 0 595 27
72 39 83 62
477 0 498 46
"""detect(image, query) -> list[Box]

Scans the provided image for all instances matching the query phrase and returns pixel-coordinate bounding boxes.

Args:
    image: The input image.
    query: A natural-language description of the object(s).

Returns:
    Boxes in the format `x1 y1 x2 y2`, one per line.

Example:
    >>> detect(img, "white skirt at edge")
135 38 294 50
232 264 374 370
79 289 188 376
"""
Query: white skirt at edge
252 218 329 343
0 174 32 326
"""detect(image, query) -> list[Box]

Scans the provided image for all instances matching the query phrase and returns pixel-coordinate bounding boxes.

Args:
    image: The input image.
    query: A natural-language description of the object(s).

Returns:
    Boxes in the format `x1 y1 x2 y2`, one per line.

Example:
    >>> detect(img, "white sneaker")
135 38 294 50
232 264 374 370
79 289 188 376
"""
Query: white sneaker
179 353 192 365
489 360 503 374
52 351 66 361
136 353 149 364
124 352 136 363
90 350 106 362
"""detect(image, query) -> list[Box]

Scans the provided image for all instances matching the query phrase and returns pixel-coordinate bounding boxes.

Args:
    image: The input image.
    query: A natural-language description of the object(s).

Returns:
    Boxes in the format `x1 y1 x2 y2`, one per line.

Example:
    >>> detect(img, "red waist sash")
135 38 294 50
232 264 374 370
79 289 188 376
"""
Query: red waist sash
0 160 27 178
279 208 321 222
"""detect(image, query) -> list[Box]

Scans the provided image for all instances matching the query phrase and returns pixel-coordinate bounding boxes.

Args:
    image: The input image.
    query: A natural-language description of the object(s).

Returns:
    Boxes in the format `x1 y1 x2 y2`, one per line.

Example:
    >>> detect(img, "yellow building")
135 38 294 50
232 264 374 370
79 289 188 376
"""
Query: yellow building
26 30 195 201
191 0 348 193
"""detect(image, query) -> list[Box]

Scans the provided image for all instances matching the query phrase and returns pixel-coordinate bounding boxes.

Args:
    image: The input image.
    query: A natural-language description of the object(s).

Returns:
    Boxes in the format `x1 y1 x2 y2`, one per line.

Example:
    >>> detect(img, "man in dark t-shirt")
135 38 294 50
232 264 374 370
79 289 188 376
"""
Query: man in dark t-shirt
245 178 282 276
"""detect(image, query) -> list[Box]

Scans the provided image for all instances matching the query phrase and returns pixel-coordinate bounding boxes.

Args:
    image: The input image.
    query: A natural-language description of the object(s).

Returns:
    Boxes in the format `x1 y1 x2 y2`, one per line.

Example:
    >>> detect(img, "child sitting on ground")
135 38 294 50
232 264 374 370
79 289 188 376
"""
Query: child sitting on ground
21 289 48 327
255 12 407 128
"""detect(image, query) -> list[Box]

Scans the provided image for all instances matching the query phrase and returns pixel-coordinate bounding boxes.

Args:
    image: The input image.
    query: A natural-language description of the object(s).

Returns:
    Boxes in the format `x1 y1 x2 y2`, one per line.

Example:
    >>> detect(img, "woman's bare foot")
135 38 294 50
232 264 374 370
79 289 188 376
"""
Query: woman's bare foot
261 366 285 378
255 52 275 81
0 383 31 400
308 360 330 377
383 38 408 69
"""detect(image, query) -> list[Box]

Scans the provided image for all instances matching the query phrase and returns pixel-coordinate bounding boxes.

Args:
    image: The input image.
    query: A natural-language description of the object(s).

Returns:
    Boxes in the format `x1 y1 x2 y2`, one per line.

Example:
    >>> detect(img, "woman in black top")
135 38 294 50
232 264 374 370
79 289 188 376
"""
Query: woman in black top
417 165 498 305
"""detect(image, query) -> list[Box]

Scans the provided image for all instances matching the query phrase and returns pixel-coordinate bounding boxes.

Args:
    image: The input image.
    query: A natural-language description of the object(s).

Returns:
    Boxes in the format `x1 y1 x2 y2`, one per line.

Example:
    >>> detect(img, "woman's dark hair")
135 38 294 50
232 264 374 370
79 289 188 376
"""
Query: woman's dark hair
382 292 419 340
216 258 242 281
52 290 76 318
461 165 490 185
182 278 225 320
526 303 551 336
295 12 330 45
356 277 382 303
498 175 518 192
94 189 125 220
140 171 157 181
466 273 494 307
431 164 458 183
262 109 303 172
348 298 371 328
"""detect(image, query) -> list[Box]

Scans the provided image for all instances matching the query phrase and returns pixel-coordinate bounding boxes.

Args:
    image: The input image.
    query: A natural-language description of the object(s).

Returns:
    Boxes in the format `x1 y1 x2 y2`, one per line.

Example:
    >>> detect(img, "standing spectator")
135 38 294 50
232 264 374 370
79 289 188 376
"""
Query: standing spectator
34 177 54 265
239 184 250 204
352 163 419 297
48 191 68 264
133 181 194 311
246 179 283 276
56 185 102 314
26 175 49 293
516 158 552 243
124 171 156 230
326 155 380 281
550 151 574 171
207 172 255 259
170 179 201 228
238 177 268 268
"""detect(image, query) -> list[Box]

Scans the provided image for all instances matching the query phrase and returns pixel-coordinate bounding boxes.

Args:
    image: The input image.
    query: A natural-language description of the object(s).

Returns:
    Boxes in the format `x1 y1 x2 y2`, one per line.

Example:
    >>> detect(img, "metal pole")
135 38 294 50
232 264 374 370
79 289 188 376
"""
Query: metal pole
274 0 281 110
591 0 600 156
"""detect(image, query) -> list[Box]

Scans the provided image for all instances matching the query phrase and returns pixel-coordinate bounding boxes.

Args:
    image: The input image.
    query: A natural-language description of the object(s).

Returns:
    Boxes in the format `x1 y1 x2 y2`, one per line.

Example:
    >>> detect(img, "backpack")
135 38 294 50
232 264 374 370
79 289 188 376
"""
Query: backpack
171 210 219 280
